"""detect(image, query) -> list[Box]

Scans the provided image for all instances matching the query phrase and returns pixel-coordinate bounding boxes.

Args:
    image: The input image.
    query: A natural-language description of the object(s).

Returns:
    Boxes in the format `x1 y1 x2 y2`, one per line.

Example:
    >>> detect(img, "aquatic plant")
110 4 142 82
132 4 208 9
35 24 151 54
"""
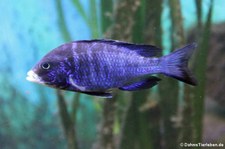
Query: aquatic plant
53 0 214 149
0 0 215 148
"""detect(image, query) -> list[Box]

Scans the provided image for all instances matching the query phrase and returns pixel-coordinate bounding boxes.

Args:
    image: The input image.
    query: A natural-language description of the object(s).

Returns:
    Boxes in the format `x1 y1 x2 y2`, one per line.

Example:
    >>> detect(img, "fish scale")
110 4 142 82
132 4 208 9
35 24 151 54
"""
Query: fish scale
26 39 197 98
77 49 153 89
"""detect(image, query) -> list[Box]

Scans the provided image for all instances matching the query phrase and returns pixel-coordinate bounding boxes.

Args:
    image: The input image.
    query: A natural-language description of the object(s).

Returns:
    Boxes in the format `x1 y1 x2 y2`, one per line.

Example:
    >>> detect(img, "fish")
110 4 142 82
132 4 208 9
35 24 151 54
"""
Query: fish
26 39 198 98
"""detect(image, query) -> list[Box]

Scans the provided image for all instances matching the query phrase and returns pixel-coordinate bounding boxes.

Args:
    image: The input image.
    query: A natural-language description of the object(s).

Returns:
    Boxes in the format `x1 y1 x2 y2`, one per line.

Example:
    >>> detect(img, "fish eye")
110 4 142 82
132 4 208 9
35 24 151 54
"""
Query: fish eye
41 62 51 70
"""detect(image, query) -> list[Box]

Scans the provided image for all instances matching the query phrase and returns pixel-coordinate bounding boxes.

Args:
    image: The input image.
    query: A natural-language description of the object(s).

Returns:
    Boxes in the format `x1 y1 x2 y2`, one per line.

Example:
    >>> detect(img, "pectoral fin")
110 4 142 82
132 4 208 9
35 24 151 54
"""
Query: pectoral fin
119 76 161 91
69 75 86 91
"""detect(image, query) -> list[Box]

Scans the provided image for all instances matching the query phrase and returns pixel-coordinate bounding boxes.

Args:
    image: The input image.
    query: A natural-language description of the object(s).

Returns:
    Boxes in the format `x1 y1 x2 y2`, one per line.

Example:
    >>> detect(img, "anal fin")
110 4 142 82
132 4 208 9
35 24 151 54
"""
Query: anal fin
119 76 161 91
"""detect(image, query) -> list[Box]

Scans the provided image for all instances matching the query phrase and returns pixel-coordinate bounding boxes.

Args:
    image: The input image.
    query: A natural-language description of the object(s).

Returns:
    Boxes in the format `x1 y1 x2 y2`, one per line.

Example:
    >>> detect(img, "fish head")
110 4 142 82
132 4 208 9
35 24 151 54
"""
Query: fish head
26 47 72 89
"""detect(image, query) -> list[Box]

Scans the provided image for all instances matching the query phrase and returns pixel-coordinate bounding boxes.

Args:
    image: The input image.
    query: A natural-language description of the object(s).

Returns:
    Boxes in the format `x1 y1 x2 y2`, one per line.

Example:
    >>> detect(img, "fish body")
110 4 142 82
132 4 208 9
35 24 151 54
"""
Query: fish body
26 39 197 98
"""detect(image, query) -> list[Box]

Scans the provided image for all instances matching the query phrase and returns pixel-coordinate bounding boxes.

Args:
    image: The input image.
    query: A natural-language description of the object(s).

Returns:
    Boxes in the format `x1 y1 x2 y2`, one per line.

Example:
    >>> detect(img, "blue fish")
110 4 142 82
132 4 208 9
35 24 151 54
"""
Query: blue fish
26 39 197 98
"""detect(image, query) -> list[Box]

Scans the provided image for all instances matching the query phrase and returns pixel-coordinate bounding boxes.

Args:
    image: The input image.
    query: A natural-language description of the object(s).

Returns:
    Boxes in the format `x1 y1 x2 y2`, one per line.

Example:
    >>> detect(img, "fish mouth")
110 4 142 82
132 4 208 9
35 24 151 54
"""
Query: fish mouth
26 70 44 84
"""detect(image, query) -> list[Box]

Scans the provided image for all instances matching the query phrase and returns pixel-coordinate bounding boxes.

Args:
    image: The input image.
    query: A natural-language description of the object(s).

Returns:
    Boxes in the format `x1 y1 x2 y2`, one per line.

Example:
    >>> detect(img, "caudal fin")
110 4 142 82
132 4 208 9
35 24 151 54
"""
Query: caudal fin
160 43 198 86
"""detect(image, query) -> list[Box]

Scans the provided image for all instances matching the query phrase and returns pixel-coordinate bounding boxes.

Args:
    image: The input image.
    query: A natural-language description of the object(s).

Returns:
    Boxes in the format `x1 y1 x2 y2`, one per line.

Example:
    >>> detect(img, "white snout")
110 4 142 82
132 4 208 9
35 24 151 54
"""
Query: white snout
26 70 43 84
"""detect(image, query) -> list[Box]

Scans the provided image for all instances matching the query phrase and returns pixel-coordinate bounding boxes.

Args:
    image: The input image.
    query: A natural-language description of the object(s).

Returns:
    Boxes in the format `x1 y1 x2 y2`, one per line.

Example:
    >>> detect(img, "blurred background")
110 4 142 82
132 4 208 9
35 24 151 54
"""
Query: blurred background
0 0 225 149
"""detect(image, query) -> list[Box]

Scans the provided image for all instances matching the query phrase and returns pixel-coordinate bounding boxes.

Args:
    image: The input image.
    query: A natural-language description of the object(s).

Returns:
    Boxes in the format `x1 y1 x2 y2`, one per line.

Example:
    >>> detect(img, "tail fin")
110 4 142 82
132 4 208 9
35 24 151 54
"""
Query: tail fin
160 43 198 86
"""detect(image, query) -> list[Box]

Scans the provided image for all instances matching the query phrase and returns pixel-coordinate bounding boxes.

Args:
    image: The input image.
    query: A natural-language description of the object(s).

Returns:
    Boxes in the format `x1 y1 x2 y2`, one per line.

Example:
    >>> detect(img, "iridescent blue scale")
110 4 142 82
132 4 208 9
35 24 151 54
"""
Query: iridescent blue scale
27 39 197 98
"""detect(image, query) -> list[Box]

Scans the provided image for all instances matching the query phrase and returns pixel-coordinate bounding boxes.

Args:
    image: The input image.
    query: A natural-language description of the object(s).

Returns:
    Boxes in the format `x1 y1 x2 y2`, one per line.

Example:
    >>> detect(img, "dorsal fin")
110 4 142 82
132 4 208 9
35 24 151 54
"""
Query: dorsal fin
78 39 162 57
104 39 162 57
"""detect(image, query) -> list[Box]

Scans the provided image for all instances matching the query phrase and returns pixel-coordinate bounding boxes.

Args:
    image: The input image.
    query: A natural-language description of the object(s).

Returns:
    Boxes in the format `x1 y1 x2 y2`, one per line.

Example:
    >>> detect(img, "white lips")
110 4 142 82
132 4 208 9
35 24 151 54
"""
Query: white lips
26 70 43 83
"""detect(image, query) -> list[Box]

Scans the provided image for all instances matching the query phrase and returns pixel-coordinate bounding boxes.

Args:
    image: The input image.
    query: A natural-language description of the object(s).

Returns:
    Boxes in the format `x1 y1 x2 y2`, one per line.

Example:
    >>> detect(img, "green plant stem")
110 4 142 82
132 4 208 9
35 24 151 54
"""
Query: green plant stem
71 93 80 125
182 0 213 146
56 91 78 149
192 0 213 144
119 91 156 149
181 0 203 144
89 0 100 38
143 0 162 46
143 0 162 148
195 0 202 28
100 1 141 149
99 98 116 149
101 0 113 36
169 0 185 47
55 0 72 41
71 0 88 22
159 0 184 148
118 0 163 149
110 0 140 41
55 0 79 149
